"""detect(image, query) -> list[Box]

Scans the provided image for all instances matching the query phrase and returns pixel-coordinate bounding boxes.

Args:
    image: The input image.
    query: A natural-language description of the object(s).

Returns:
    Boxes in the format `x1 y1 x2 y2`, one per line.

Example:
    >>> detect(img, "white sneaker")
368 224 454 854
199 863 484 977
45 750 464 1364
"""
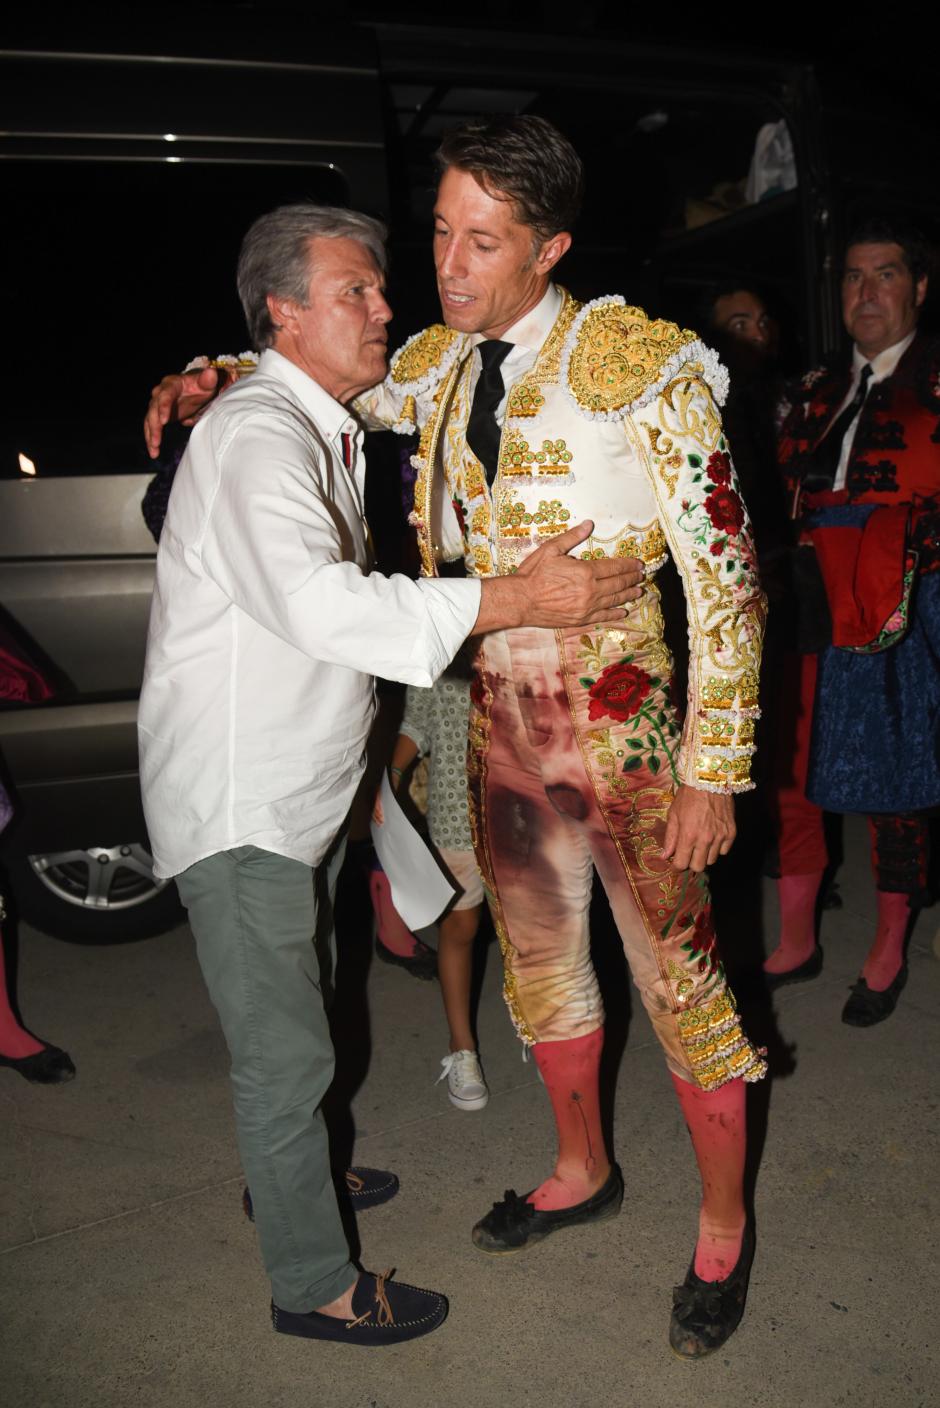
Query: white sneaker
437 1049 489 1111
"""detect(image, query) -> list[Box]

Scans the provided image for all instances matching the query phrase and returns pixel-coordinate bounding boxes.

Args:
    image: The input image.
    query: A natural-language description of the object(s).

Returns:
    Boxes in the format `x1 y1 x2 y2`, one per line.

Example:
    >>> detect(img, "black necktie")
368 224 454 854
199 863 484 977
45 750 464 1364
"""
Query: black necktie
803 362 873 492
466 340 512 485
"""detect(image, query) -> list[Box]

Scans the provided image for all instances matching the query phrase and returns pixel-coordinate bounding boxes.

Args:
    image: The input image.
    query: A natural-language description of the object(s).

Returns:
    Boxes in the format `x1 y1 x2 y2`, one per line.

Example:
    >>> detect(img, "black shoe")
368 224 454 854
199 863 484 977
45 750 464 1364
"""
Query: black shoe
669 1221 755 1359
374 936 438 981
272 1269 447 1346
342 1166 400 1210
471 1164 623 1254
764 946 823 992
841 964 908 1027
243 1166 400 1222
0 1044 76 1084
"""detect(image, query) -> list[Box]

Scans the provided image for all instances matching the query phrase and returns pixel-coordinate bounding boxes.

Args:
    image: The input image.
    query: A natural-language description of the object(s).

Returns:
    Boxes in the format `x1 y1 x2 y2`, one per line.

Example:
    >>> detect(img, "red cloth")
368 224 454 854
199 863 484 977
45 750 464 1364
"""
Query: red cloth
807 501 910 649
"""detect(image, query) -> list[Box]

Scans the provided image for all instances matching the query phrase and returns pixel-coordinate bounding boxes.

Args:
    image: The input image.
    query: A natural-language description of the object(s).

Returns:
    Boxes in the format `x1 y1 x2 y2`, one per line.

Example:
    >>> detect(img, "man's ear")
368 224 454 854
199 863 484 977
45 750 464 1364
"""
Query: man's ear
915 274 928 310
266 292 297 339
533 230 572 276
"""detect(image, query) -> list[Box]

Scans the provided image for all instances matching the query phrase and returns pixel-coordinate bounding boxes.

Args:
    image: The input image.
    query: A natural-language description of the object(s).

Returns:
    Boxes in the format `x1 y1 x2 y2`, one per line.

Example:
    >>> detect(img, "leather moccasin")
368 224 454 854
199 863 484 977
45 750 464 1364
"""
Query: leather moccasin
764 946 823 992
272 1269 447 1346
841 964 908 1027
669 1221 755 1359
243 1166 400 1222
0 1044 76 1084
343 1166 400 1210
471 1164 623 1254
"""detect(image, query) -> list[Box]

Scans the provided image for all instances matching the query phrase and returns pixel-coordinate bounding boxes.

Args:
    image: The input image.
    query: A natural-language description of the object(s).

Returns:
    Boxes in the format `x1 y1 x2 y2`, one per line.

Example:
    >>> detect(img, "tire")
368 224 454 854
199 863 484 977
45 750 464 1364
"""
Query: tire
4 841 185 944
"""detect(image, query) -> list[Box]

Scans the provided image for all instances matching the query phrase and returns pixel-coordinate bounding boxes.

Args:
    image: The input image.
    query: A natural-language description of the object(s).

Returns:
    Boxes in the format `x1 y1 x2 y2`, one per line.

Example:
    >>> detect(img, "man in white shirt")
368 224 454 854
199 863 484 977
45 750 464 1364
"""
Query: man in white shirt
139 202 642 1347
145 117 769 1360
769 217 940 1027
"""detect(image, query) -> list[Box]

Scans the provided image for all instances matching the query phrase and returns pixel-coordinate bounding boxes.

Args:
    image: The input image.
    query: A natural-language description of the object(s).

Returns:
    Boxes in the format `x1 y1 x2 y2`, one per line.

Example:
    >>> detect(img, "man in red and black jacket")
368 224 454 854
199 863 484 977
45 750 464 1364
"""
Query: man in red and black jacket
768 215 940 1025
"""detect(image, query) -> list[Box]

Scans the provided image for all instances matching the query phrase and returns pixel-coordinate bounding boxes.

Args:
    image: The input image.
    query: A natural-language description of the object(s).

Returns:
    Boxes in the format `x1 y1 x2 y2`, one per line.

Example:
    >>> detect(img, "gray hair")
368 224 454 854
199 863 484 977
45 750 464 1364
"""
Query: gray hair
236 203 388 349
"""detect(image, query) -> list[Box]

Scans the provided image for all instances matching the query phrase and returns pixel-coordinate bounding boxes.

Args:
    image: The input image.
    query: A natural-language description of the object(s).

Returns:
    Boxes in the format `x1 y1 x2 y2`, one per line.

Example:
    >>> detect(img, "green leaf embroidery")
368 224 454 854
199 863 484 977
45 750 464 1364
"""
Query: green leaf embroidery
622 756 643 772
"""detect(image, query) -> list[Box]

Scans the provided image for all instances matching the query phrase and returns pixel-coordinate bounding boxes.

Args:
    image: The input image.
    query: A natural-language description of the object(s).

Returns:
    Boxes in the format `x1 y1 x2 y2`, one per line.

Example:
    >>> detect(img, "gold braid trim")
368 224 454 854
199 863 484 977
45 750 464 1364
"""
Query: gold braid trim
677 989 767 1090
390 324 461 389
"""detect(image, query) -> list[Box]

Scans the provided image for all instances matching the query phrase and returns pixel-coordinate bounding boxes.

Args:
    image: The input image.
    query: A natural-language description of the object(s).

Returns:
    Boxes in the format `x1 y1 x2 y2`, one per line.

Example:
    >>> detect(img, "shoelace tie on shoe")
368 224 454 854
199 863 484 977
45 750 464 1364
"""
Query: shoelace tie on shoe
345 1170 364 1193
346 1269 394 1329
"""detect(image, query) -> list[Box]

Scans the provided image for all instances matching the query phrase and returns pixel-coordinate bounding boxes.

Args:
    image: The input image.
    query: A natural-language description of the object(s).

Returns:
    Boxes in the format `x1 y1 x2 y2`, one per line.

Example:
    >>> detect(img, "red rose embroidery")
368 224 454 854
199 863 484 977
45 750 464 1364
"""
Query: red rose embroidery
710 539 726 556
452 496 467 537
586 660 653 722
706 450 732 485
705 485 745 536
687 906 719 976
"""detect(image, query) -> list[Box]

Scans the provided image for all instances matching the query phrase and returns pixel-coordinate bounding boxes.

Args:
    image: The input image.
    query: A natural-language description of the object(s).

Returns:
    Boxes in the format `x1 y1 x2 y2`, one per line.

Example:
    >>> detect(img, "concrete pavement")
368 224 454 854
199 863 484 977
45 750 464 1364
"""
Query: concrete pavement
1 815 936 1408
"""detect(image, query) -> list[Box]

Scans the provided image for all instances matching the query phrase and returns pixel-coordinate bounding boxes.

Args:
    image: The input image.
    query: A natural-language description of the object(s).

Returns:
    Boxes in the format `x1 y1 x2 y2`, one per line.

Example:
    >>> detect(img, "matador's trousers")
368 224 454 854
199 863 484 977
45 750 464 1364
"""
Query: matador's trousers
467 618 766 1092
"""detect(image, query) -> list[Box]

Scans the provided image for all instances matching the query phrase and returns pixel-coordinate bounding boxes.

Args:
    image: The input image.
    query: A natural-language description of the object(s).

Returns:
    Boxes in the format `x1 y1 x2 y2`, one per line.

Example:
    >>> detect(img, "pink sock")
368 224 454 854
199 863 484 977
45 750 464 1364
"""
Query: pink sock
528 1028 610 1211
763 871 823 975
0 931 44 1060
671 1073 746 1282
368 868 419 959
861 891 909 991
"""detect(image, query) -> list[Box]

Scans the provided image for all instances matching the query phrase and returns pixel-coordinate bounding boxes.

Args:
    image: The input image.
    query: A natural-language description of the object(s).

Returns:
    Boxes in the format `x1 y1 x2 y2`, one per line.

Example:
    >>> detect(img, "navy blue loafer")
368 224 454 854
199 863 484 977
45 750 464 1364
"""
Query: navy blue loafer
243 1165 400 1222
272 1269 447 1345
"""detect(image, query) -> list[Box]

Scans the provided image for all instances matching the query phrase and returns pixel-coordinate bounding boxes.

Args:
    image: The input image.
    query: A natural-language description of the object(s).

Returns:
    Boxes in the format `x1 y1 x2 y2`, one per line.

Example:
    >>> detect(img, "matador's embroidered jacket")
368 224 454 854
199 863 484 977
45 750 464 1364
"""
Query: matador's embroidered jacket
357 287 766 794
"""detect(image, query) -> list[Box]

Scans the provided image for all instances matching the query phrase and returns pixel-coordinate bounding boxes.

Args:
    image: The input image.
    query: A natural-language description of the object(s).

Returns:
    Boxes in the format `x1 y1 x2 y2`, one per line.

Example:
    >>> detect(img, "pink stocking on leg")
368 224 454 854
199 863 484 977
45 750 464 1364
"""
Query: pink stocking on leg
763 871 823 975
861 890 909 991
368 867 419 960
671 1073 747 1282
0 930 44 1060
529 1028 610 1211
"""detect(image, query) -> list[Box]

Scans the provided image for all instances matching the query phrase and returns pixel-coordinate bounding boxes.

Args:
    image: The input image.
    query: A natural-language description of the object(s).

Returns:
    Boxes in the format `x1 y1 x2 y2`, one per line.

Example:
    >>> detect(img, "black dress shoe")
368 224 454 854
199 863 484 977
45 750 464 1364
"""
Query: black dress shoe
841 964 908 1027
0 1044 76 1084
272 1269 447 1345
764 946 823 992
374 936 438 981
669 1221 755 1359
471 1164 623 1254
243 1165 400 1222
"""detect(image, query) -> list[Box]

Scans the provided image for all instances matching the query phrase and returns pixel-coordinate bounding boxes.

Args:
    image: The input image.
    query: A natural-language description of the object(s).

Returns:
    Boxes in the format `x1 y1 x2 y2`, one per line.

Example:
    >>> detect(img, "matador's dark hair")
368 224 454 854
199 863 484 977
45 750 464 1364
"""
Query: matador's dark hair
434 114 584 243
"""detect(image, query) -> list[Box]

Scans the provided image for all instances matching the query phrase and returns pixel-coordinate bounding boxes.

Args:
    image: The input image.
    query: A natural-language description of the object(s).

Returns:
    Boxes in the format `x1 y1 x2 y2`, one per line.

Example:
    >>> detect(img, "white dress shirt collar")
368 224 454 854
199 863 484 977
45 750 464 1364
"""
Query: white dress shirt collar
852 329 916 384
261 347 358 446
470 283 562 355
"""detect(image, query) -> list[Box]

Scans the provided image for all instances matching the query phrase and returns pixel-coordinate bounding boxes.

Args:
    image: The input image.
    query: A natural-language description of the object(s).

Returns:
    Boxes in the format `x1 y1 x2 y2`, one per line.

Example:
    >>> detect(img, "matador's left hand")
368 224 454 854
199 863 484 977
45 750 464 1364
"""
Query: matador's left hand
662 784 735 872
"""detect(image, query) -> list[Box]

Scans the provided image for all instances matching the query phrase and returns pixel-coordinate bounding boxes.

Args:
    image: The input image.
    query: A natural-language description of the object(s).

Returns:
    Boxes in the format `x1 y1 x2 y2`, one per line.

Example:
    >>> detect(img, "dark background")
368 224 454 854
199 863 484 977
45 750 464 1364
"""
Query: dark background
2 4 937 479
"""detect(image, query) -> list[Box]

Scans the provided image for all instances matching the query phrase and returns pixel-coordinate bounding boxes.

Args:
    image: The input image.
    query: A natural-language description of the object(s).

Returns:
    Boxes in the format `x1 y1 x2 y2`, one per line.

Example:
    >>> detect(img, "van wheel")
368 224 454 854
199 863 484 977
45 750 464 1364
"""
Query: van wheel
5 842 185 944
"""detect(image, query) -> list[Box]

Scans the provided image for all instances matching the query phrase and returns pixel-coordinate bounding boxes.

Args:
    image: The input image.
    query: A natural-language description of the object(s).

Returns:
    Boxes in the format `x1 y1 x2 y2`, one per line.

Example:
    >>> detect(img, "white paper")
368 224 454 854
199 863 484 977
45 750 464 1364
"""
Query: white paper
370 772 455 930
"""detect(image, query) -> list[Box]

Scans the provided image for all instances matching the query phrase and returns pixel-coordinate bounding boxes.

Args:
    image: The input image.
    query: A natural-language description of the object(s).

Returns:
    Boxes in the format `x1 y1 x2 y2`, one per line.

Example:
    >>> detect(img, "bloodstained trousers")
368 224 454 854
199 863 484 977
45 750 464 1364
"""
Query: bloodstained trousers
466 624 766 1092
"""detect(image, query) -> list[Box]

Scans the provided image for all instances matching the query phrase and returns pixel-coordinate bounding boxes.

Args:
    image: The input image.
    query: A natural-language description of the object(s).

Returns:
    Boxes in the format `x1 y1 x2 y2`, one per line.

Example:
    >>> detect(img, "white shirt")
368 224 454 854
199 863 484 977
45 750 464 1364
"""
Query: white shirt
139 348 480 879
468 283 562 422
831 331 916 490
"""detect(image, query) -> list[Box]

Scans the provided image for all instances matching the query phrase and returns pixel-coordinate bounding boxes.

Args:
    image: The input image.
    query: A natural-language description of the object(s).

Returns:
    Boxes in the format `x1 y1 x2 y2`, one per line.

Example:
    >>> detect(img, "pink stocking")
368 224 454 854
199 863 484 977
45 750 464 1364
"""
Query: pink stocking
0 929 44 1060
763 870 823 975
861 891 909 991
529 1028 610 1211
671 1073 746 1282
368 867 419 959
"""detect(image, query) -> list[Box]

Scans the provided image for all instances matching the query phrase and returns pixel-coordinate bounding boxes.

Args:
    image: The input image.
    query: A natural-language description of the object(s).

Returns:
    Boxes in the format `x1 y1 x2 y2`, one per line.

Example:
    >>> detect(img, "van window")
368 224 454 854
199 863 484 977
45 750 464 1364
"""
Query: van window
2 159 347 478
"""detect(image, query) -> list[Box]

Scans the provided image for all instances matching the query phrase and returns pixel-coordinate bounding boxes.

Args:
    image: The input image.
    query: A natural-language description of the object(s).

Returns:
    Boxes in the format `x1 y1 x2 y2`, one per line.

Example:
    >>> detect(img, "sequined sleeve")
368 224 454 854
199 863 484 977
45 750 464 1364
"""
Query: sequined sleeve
631 367 766 793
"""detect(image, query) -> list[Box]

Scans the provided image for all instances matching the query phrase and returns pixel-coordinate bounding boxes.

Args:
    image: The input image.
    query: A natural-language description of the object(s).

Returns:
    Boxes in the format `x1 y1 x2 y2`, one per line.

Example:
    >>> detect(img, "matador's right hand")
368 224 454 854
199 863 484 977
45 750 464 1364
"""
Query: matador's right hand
144 367 219 459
